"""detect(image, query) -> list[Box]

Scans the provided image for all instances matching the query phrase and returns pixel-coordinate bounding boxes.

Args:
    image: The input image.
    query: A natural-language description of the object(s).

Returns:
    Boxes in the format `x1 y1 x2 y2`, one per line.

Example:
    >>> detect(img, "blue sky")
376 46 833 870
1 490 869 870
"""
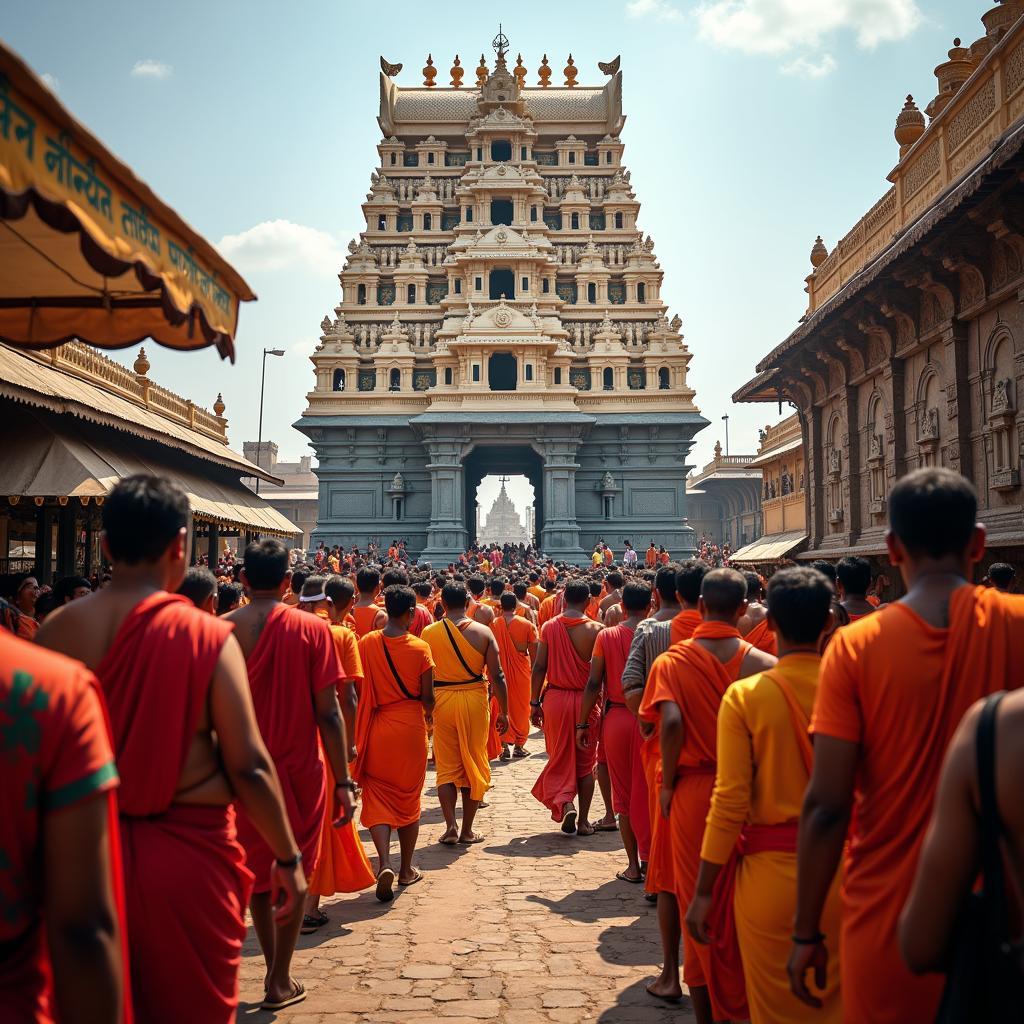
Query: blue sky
6 0 975 516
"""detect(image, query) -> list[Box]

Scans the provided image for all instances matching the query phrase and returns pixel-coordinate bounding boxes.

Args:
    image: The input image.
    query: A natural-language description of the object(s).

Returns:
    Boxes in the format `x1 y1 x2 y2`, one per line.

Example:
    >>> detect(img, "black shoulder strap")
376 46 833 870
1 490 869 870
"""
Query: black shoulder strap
380 636 417 701
441 618 485 683
977 691 1007 941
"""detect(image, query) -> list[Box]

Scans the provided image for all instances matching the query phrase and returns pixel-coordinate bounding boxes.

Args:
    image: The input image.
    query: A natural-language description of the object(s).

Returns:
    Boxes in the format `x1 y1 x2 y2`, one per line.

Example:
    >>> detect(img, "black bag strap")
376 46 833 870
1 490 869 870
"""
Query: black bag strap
976 691 1008 946
441 618 484 683
380 636 417 701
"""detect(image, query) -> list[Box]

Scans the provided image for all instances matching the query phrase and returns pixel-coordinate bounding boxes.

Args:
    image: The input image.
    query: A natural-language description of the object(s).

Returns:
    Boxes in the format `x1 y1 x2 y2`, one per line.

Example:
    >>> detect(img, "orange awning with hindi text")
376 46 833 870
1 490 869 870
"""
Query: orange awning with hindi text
0 41 255 360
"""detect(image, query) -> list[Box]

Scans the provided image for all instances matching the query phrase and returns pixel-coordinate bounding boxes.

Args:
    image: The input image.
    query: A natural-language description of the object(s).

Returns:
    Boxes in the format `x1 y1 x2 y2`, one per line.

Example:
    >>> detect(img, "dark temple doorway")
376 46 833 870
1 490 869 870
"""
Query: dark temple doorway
464 445 543 549
488 352 517 391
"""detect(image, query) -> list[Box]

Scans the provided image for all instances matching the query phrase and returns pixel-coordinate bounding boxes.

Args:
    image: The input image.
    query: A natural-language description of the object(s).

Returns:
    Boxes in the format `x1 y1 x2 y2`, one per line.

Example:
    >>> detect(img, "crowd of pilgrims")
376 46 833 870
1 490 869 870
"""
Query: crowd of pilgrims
2 466 1023 1023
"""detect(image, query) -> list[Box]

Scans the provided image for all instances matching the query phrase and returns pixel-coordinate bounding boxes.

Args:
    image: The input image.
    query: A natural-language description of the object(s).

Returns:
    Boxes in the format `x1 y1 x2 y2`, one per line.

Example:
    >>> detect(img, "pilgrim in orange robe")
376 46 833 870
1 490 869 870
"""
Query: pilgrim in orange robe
351 604 382 639
95 593 253 1024
643 608 702 895
639 623 752 1022
235 605 338 893
537 590 564 629
594 622 650 859
0 632 131 1024
743 617 778 656
811 585 1024 1024
354 632 434 828
531 615 600 820
491 612 537 747
308 617 374 897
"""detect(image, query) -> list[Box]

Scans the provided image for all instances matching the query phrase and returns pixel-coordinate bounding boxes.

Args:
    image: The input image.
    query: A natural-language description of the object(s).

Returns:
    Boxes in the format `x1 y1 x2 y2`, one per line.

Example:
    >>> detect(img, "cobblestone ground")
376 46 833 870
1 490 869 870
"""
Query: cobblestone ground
238 729 696 1023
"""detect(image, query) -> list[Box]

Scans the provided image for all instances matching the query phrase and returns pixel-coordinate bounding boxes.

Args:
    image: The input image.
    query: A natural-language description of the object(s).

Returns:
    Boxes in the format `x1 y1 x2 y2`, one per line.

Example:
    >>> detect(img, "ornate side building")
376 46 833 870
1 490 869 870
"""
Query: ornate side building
298 37 707 564
736 1 1024 573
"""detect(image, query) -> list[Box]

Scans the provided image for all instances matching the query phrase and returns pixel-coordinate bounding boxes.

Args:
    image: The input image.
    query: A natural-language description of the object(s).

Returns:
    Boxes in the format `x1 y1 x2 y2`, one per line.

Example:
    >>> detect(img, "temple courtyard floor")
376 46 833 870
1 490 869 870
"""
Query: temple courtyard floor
238 729 697 1023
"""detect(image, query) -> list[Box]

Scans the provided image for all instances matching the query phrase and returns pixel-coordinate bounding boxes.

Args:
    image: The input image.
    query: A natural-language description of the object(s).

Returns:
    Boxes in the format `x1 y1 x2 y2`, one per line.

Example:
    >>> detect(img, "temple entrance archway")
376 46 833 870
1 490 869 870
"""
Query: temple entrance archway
464 445 543 548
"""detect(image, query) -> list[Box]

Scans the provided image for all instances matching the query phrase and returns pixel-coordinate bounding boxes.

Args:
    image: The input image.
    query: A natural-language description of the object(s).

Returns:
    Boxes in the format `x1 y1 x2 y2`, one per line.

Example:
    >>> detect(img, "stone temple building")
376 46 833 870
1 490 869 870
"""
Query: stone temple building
736 0 1024 577
477 477 531 545
297 33 707 563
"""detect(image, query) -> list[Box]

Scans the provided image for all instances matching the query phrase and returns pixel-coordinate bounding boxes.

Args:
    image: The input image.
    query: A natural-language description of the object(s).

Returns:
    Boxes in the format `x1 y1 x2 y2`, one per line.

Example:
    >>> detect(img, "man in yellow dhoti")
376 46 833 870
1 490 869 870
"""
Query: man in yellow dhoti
421 582 508 846
685 567 842 1023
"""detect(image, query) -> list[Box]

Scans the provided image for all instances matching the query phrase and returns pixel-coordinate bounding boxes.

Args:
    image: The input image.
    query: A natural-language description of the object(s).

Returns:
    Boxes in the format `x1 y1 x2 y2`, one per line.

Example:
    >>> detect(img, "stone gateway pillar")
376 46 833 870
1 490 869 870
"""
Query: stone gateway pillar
421 440 469 563
539 440 584 559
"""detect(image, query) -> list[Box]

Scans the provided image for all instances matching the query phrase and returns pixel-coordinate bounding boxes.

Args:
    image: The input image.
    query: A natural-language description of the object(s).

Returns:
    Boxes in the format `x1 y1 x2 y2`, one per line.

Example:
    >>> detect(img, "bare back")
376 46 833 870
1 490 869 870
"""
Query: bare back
563 613 603 661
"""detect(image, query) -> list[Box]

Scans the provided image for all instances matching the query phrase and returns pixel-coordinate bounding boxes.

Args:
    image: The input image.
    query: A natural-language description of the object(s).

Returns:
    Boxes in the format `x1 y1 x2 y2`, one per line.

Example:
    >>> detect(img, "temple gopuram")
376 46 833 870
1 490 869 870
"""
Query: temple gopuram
736 0 1024 575
298 31 706 563
477 477 531 546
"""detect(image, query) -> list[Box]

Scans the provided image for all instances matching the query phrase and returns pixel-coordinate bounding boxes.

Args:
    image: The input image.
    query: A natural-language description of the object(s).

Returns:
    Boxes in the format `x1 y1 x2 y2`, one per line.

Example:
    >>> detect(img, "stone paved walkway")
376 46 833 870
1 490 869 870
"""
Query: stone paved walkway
238 729 696 1023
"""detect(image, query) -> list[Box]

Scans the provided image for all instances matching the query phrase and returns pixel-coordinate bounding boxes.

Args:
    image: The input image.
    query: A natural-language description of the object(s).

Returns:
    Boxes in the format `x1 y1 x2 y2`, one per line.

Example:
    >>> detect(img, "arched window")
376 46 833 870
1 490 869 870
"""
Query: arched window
407 284 416 304
658 367 670 390
444 367 453 385
570 212 580 230
357 283 366 305
332 369 345 391
614 212 624 229
423 212 432 230
637 282 646 303
587 282 597 304
389 369 401 391
554 367 562 385
390 153 396 165
867 394 886 507
603 367 614 391
378 215 387 230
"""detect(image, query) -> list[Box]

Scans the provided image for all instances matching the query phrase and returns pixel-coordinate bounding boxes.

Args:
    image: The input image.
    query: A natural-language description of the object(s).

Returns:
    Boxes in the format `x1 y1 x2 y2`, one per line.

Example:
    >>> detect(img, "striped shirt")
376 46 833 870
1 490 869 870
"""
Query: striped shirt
621 616 674 694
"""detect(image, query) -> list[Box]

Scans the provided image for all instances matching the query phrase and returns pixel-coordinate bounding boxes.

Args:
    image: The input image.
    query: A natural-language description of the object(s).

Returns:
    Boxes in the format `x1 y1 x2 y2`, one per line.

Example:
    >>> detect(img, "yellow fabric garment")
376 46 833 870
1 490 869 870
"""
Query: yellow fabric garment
421 619 491 800
702 653 842 1024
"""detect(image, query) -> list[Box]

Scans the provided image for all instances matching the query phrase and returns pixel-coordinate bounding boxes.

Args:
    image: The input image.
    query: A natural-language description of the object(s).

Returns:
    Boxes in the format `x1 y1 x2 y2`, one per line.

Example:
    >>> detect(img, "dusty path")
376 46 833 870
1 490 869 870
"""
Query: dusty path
239 731 697 1023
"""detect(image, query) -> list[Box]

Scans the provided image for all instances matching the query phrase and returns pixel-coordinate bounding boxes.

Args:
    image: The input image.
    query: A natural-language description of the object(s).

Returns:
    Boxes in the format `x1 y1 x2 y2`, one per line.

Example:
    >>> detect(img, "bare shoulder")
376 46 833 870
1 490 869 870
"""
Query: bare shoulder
740 646 777 677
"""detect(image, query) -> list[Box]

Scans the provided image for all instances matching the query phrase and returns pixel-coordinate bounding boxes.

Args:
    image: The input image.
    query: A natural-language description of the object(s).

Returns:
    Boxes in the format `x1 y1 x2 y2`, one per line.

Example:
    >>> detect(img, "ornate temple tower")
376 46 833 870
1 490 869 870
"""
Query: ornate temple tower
299 32 707 563
478 478 531 545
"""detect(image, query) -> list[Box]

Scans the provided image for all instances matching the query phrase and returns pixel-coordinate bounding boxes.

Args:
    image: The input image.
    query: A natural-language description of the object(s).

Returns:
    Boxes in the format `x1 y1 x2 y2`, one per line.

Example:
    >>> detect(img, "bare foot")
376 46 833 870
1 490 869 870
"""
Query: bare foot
458 831 486 844
577 820 596 837
645 976 682 1001
439 825 459 846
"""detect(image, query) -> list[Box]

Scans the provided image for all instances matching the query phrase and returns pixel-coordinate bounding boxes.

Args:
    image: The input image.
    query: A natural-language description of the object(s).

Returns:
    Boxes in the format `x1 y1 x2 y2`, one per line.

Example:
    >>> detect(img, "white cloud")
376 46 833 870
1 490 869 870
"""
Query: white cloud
694 0 922 56
626 0 684 21
40 72 59 93
131 59 173 79
216 219 344 276
781 53 838 78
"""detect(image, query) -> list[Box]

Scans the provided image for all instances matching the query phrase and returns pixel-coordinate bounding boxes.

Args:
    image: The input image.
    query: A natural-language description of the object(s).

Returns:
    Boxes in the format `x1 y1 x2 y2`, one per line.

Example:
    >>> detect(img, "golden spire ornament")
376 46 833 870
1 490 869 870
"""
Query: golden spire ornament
450 54 464 88
564 54 578 87
476 54 489 87
538 54 552 87
422 54 437 87
513 53 527 88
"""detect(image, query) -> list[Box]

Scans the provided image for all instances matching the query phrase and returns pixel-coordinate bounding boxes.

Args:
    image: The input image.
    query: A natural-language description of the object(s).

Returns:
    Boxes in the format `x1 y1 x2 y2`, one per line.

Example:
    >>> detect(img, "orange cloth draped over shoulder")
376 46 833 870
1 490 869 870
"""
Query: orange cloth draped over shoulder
309 618 374 897
409 604 433 637
537 591 564 629
492 613 536 747
0 632 131 1024
236 605 337 894
643 609 701 894
352 604 382 638
811 585 1024 1024
95 593 252 1024
354 632 434 828
530 615 599 820
743 617 777 656
585 597 601 621
639 623 751 1021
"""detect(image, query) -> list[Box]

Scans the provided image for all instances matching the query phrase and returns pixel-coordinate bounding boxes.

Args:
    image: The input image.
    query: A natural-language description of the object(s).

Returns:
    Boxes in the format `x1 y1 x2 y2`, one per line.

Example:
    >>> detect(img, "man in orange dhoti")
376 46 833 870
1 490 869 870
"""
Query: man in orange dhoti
639 569 776 1023
530 580 603 835
835 556 877 621
492 591 538 760
422 582 508 846
1 630 128 1024
297 577 375 933
351 567 383 638
227 546 356 1010
791 469 1024 1023
622 561 706 993
37 476 304 1020
738 572 776 655
686 568 841 1023
578 582 653 883
354 585 435 903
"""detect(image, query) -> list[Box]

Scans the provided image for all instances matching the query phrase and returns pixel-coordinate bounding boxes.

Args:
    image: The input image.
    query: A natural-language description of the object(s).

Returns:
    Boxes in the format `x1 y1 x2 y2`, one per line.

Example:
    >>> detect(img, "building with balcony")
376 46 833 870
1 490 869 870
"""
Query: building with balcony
736 0 1024 575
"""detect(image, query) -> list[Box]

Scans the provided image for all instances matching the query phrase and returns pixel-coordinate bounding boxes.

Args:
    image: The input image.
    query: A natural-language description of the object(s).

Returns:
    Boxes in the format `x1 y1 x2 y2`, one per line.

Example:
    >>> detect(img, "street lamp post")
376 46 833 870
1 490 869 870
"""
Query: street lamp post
722 414 730 456
256 348 285 495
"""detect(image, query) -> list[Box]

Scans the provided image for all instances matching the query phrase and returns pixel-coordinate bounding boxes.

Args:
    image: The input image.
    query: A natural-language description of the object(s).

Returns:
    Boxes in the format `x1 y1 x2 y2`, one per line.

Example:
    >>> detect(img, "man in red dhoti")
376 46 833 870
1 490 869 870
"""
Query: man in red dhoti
639 568 776 1023
530 580 603 835
37 475 306 1021
0 629 128 1024
226 546 356 1007
578 581 652 882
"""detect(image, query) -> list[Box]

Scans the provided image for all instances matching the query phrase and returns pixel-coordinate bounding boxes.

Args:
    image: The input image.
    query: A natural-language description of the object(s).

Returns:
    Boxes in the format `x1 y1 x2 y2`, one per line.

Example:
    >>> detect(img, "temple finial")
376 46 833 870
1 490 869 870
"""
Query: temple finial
492 23 509 66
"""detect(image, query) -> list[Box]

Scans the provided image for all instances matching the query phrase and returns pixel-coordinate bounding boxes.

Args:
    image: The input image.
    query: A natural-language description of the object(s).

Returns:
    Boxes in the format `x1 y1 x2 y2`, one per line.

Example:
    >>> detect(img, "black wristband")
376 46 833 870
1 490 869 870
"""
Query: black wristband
575 723 590 730
791 932 826 945
530 700 542 708
336 779 357 792
276 851 303 868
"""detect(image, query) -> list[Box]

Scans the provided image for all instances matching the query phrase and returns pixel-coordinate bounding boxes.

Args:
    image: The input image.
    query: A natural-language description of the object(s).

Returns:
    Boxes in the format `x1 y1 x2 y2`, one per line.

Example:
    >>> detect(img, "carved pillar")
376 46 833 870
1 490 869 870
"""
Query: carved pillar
881 357 907 483
539 438 585 558
841 385 861 544
942 322 972 478
420 440 469 562
801 404 824 549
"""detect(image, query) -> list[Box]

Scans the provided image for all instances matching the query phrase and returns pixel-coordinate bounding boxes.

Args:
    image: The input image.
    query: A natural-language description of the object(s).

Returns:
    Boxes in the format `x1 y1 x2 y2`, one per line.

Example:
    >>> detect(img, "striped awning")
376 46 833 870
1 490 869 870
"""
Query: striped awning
729 530 807 563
